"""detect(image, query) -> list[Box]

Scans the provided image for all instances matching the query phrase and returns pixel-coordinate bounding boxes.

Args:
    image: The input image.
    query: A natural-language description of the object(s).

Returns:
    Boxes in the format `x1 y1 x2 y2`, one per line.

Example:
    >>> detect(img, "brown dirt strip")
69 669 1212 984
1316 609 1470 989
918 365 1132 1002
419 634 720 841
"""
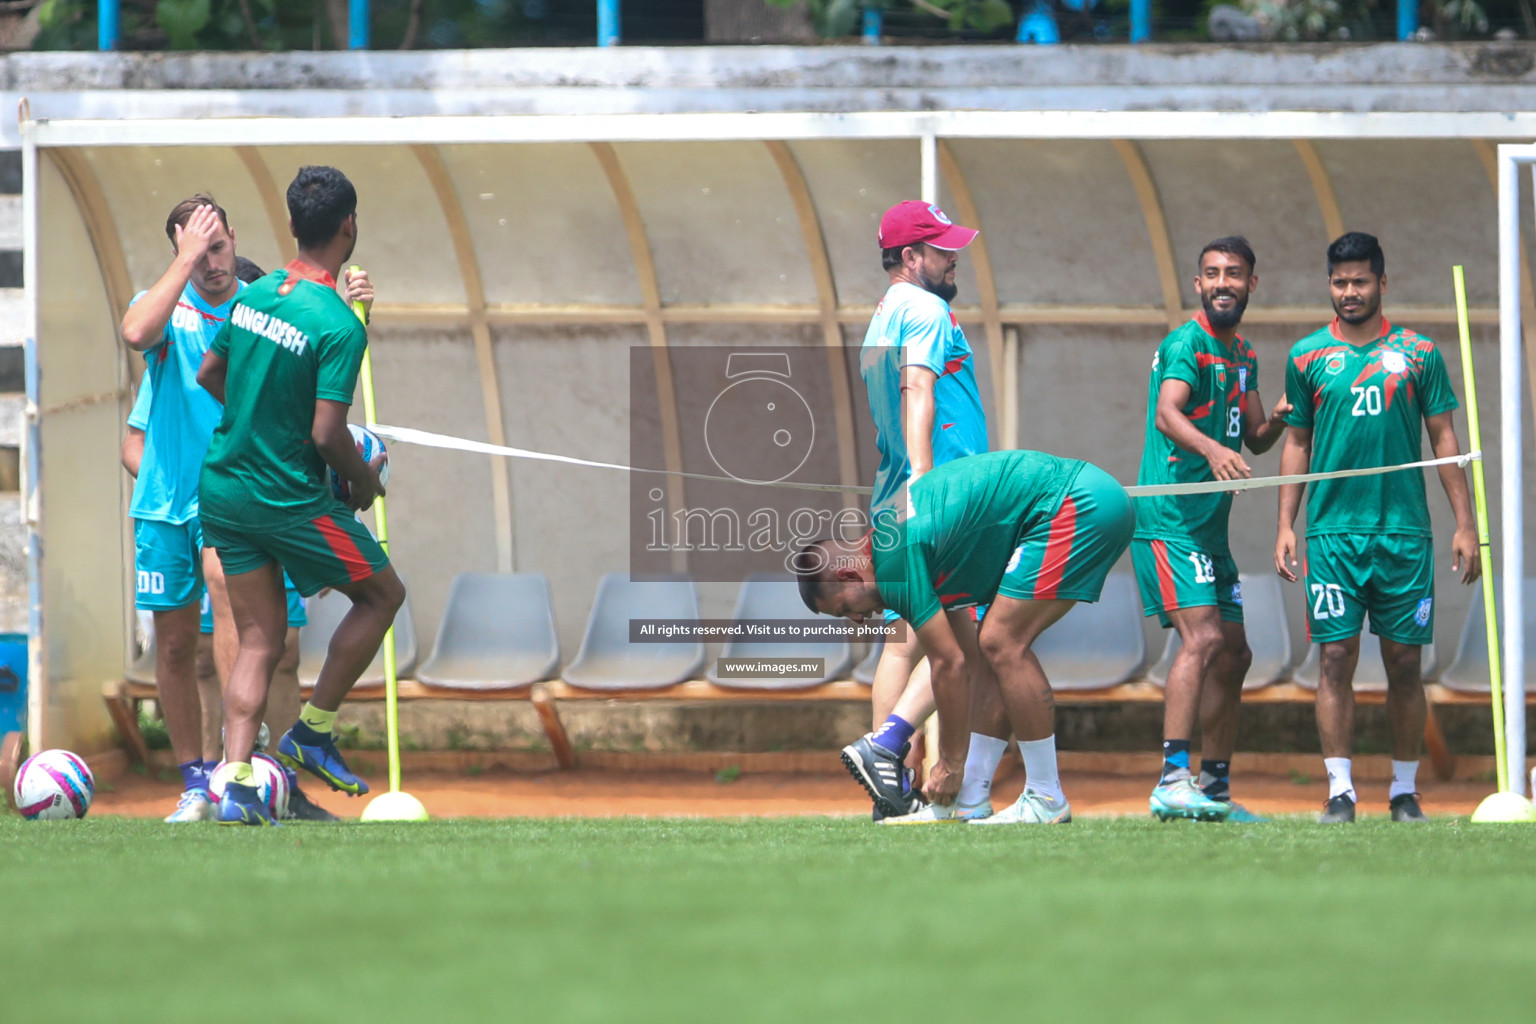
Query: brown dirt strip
89 764 1497 820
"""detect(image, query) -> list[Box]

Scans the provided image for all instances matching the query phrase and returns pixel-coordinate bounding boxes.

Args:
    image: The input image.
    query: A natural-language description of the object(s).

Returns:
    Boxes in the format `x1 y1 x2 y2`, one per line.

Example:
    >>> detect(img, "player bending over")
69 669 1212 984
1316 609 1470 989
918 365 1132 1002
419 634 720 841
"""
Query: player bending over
119 194 247 822
1132 237 1290 823
797 450 1135 824
1275 231 1478 824
196 165 405 825
844 199 1010 822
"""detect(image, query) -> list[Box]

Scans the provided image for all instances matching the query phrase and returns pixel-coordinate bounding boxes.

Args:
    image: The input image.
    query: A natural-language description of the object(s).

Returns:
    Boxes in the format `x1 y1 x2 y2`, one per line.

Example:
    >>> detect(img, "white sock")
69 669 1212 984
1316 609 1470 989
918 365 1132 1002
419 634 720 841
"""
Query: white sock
1020 735 1064 804
1324 757 1355 801
1389 759 1419 800
957 733 1009 807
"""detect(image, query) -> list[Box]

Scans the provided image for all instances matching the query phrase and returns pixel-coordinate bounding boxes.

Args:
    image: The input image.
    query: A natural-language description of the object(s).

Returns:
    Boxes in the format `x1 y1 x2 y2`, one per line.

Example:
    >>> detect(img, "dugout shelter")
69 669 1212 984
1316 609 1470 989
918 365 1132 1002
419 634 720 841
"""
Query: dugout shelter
18 108 1536 789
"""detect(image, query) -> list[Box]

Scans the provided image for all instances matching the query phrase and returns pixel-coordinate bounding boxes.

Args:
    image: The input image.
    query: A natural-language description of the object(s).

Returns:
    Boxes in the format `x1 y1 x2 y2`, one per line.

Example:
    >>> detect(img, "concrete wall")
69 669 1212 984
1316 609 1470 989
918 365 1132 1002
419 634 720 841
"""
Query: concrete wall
7 43 1536 148
26 130 1532 687
13 46 1536 742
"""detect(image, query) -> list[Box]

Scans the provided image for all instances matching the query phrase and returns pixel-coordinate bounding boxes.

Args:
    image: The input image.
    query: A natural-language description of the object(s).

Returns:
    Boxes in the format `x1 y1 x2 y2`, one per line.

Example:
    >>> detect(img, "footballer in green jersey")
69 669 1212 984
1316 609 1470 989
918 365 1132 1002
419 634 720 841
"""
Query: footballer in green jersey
1131 238 1291 823
794 451 1134 822
195 166 406 824
1275 232 1478 825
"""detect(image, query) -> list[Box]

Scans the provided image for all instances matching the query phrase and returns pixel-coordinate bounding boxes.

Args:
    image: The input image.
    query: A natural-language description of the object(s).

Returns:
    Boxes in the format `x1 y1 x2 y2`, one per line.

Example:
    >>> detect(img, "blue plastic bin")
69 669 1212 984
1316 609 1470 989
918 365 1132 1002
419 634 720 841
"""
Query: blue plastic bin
0 633 26 734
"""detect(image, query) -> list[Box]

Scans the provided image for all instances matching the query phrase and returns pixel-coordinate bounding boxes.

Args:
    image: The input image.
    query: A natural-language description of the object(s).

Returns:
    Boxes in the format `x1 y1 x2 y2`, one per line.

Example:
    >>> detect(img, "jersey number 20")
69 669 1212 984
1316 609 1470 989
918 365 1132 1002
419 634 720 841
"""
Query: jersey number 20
1351 385 1382 417
1311 582 1346 620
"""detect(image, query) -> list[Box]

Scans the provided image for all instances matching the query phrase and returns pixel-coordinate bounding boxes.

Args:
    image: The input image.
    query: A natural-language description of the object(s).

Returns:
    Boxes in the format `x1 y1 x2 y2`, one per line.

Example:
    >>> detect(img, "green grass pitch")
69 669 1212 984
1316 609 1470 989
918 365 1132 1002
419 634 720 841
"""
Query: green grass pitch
1 814 1531 1022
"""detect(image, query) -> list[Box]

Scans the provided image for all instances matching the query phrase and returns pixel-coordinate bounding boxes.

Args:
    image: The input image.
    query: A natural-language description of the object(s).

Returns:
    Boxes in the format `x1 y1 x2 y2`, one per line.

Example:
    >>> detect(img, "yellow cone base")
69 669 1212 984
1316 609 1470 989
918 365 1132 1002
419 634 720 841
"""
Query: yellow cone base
359 791 429 822
1469 791 1536 823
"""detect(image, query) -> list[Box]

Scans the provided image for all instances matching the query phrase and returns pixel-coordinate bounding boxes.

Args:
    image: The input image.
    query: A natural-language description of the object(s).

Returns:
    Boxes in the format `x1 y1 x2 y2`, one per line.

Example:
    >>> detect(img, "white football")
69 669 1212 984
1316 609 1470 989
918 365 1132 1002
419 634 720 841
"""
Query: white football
13 749 95 820
207 753 291 819
330 424 390 502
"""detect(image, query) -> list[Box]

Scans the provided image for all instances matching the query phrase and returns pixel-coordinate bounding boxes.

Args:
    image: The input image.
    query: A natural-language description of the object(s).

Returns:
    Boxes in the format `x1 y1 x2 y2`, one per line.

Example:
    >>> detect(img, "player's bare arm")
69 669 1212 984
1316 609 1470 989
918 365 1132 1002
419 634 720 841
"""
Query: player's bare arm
1274 426 1311 581
1242 387 1291 454
1154 378 1250 480
314 398 385 511
900 364 937 483
121 205 225 351
914 609 970 805
1424 410 1480 584
195 348 228 405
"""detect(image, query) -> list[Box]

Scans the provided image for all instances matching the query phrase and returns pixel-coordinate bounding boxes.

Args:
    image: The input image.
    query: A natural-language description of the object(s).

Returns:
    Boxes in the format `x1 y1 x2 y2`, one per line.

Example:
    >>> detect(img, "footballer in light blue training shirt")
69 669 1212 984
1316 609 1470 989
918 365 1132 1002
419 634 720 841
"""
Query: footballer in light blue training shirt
129 275 243 611
839 201 1000 825
120 194 252 820
860 200 990 522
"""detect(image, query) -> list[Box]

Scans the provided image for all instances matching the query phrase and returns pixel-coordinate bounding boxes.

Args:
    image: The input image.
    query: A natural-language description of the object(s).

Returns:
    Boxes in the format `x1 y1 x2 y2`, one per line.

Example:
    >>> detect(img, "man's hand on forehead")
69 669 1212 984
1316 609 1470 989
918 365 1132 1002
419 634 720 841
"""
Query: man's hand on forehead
175 205 223 260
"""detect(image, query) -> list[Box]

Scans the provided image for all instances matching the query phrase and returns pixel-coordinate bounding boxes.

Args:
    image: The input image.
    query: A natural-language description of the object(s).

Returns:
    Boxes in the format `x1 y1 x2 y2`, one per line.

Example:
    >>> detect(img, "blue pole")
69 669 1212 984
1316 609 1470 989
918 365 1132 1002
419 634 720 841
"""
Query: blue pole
862 6 882 44
98 0 119 50
349 0 369 48
1130 0 1151 41
1397 0 1418 39
1016 0 1060 43
598 0 620 46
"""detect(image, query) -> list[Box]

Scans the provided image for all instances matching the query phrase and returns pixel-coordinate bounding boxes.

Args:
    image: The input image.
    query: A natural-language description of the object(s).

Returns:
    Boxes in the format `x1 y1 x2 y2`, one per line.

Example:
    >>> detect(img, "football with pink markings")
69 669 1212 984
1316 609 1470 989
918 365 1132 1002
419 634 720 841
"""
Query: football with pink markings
13 749 95 820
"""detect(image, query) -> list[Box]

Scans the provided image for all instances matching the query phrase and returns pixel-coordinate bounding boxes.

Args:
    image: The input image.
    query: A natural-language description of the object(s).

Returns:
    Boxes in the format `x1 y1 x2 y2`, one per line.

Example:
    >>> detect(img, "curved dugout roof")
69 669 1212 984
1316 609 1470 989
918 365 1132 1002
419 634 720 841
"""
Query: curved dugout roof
21 110 1536 751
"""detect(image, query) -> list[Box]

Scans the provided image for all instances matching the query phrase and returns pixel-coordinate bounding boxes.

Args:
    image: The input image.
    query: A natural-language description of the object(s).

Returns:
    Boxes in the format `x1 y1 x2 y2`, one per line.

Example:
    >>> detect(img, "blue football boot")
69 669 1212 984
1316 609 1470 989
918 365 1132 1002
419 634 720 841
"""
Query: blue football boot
276 729 370 797
217 782 279 826
1150 778 1232 822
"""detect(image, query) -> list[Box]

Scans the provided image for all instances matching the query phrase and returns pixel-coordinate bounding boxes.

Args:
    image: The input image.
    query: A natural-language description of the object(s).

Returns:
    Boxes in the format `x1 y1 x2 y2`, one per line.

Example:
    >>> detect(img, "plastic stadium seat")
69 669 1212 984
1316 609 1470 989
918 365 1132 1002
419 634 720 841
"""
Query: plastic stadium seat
416 573 560 690
298 589 418 688
561 573 706 691
1031 573 1147 690
1437 579 1536 693
852 640 882 685
707 573 854 689
1147 574 1293 690
1292 631 1436 692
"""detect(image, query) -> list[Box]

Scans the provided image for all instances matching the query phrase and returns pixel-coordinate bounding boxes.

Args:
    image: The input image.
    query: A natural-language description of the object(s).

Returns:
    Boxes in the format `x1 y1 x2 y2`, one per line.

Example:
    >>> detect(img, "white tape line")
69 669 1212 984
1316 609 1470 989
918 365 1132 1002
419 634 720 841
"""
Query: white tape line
369 423 869 494
369 423 1478 500
1124 451 1480 497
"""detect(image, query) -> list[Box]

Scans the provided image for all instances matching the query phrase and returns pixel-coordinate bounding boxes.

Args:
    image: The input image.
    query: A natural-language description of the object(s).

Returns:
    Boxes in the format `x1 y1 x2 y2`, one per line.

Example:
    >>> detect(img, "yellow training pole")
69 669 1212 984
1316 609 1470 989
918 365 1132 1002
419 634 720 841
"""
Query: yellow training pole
1453 269 1527 824
350 272 426 821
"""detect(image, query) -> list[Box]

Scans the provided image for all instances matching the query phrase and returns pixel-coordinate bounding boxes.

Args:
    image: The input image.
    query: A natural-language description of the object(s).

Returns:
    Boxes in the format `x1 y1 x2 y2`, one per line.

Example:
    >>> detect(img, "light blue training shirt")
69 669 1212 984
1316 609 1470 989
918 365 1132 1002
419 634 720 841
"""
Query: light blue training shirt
127 367 152 431
859 281 990 519
128 280 243 525
127 333 306 625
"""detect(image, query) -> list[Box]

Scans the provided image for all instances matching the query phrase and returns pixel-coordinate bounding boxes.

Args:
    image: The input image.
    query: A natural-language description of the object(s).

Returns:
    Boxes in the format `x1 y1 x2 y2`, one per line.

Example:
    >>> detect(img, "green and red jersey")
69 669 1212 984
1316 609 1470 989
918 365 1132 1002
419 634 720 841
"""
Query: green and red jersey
1283 318 1458 537
871 450 1084 629
1133 312 1259 554
200 261 369 533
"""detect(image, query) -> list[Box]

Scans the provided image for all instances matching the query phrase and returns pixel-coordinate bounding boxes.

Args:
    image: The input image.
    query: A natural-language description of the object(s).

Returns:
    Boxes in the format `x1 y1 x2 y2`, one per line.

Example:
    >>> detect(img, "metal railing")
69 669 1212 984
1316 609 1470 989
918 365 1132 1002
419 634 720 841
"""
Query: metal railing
92 0 1424 52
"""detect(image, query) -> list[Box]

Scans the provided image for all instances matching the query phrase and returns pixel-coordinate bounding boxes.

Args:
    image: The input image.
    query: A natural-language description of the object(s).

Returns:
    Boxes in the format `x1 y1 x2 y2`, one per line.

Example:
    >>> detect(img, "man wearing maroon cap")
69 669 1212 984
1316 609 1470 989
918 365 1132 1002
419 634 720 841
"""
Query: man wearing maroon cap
838 200 1020 824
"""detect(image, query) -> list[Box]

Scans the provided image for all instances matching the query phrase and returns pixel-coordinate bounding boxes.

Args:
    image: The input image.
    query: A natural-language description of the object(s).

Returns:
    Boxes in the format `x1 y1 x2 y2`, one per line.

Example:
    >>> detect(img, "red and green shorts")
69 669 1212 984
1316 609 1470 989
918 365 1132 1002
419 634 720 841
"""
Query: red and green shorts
201 507 390 597
1131 536 1244 628
1304 532 1434 645
997 463 1134 604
